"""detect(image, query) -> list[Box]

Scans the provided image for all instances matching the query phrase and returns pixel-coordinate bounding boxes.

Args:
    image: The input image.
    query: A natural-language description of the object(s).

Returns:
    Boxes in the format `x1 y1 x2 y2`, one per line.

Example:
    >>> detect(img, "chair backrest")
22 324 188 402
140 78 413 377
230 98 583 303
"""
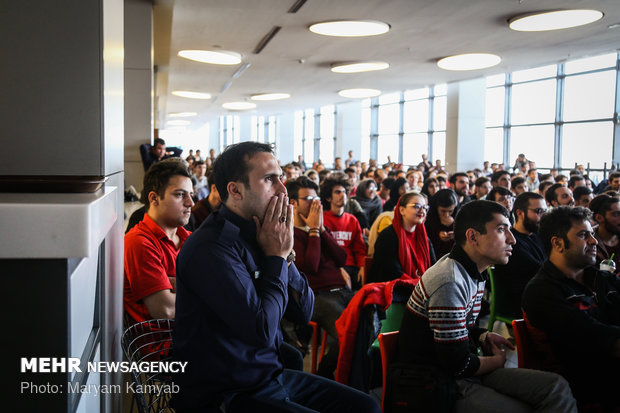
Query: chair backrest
121 319 175 413
487 266 515 330
378 331 399 413
512 319 533 369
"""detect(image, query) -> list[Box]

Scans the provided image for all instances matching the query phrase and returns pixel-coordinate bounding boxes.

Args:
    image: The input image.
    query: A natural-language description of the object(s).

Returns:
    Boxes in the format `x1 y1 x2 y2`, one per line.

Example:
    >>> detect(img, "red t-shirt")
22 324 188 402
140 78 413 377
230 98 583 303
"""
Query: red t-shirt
322 210 367 268
124 214 190 323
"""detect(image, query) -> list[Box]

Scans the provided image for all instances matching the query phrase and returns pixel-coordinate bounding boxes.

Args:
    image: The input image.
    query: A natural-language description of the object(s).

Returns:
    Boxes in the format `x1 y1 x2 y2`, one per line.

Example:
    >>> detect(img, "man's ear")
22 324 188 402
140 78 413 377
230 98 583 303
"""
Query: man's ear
227 182 243 201
465 228 478 245
515 208 526 222
551 236 564 253
148 191 160 207
594 212 604 225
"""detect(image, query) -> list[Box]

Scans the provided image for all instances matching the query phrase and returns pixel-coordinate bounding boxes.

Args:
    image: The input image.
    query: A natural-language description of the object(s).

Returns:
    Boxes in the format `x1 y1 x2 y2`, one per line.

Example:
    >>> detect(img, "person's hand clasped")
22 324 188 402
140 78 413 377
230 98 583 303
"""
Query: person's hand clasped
482 332 514 368
254 193 294 260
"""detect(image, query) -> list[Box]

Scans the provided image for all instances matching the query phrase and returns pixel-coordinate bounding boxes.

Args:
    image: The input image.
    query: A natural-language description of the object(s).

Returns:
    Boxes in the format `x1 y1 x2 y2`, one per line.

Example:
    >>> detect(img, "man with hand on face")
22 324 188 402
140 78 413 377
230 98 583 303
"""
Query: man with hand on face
172 142 380 413
287 176 352 379
393 201 576 413
522 206 620 410
124 158 194 324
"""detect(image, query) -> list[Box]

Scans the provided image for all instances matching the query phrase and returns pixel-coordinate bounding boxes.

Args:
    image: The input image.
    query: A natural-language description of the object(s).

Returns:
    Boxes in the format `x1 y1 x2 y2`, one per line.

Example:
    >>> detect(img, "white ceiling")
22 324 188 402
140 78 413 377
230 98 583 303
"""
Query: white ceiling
153 0 620 131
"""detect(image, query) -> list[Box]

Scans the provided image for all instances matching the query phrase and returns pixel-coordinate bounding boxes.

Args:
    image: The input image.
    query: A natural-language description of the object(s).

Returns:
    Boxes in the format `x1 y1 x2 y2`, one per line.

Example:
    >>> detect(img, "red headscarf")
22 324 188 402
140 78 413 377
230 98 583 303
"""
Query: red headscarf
392 197 431 279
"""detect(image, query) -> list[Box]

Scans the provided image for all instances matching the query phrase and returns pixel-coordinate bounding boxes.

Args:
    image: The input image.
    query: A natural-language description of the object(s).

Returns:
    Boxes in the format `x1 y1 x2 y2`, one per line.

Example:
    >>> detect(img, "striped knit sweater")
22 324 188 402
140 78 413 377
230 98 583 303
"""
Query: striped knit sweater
395 244 487 378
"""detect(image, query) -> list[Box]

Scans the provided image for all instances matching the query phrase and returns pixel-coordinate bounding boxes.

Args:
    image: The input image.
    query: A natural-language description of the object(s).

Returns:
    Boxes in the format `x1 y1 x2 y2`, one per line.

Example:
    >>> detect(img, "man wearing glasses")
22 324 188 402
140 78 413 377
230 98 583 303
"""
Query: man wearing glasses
286 176 353 379
492 192 547 320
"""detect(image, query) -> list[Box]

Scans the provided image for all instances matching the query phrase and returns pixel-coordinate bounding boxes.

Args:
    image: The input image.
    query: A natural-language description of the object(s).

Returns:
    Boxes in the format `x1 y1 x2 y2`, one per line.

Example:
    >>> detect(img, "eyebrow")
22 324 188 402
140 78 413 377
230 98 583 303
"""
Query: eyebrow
496 223 510 229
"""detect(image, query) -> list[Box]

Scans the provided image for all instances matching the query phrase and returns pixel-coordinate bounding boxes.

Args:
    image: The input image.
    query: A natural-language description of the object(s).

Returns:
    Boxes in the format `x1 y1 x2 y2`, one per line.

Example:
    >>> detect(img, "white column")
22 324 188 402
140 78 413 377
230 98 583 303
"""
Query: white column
123 0 153 192
445 78 486 173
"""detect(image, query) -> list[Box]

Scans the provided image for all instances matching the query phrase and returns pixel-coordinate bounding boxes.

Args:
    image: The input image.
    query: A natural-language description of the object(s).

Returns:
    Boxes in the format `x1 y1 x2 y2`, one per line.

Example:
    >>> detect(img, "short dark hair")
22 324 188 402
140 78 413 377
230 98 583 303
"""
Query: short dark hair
475 176 490 187
609 171 620 181
568 175 585 188
589 193 620 216
213 142 274 203
539 180 554 196
539 173 553 182
572 185 592 201
344 167 357 175
488 186 512 202
454 200 510 246
194 160 205 167
436 175 447 183
153 137 166 146
140 158 191 211
449 172 468 185
320 176 351 209
491 170 510 183
555 174 568 183
513 192 544 217
381 177 396 191
545 183 566 205
285 176 319 200
539 206 592 255
511 176 525 187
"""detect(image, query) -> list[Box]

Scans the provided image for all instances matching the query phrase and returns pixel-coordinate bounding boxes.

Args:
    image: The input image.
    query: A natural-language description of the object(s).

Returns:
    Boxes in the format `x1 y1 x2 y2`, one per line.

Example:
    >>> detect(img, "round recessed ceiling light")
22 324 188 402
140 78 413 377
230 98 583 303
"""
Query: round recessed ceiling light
222 101 257 110
331 61 390 73
167 120 191 126
251 93 291 101
338 88 381 99
437 53 501 71
178 50 242 65
509 9 603 32
168 112 197 117
309 20 390 37
172 90 212 100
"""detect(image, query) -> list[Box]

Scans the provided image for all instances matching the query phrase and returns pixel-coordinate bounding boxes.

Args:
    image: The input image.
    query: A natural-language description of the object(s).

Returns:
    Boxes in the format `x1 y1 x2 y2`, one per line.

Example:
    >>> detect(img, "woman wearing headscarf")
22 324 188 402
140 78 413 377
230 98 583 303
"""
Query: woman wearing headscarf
368 191 435 283
352 178 383 230
425 188 458 259
382 177 409 212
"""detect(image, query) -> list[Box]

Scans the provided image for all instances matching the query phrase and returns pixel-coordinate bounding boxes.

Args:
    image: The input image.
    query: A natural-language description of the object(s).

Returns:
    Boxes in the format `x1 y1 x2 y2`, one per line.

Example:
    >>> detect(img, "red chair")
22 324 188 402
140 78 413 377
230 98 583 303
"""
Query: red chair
512 319 536 368
309 321 328 374
378 331 399 413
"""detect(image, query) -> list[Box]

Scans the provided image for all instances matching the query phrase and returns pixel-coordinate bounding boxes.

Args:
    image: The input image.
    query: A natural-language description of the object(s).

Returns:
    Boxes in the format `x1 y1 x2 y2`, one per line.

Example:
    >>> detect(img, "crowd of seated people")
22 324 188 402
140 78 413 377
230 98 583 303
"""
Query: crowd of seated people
123 144 620 411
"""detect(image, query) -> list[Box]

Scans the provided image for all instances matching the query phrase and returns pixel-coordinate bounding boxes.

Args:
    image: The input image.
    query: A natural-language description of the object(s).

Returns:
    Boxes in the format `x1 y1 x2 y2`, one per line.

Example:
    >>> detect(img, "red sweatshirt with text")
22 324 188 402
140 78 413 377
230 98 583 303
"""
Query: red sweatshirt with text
322 210 367 268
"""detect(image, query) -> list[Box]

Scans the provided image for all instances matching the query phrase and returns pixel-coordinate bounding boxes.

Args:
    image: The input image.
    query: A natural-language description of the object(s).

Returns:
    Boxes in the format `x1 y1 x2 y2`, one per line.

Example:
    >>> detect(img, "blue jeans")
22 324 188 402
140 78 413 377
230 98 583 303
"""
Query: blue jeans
227 369 380 413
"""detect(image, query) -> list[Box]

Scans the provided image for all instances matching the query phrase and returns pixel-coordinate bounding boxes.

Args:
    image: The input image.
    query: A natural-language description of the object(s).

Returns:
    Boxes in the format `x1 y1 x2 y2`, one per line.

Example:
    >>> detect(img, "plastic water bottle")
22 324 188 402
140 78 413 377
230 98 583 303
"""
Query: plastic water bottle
600 253 616 273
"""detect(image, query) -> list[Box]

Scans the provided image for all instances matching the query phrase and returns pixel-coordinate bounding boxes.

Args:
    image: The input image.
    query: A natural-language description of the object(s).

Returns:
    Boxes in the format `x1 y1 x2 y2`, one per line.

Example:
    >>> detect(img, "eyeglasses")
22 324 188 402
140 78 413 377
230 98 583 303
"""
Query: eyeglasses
498 196 515 203
300 195 320 201
407 203 430 212
528 208 547 215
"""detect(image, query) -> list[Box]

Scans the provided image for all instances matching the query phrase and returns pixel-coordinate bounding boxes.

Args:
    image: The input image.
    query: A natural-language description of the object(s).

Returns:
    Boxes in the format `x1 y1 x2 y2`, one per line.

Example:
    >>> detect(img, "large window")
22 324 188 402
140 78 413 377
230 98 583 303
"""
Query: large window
373 85 447 166
319 105 335 166
484 51 618 180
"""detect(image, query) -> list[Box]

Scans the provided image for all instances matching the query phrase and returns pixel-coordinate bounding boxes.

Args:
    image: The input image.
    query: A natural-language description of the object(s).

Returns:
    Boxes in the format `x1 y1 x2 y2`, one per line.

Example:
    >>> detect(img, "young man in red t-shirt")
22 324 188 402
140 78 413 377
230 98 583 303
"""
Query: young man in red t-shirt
124 158 194 324
320 176 367 290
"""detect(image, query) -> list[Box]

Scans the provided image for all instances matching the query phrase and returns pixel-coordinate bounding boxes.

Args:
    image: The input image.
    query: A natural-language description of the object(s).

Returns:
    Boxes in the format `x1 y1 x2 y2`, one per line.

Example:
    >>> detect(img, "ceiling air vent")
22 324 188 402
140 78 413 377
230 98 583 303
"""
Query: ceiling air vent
253 26 281 54
288 0 307 13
